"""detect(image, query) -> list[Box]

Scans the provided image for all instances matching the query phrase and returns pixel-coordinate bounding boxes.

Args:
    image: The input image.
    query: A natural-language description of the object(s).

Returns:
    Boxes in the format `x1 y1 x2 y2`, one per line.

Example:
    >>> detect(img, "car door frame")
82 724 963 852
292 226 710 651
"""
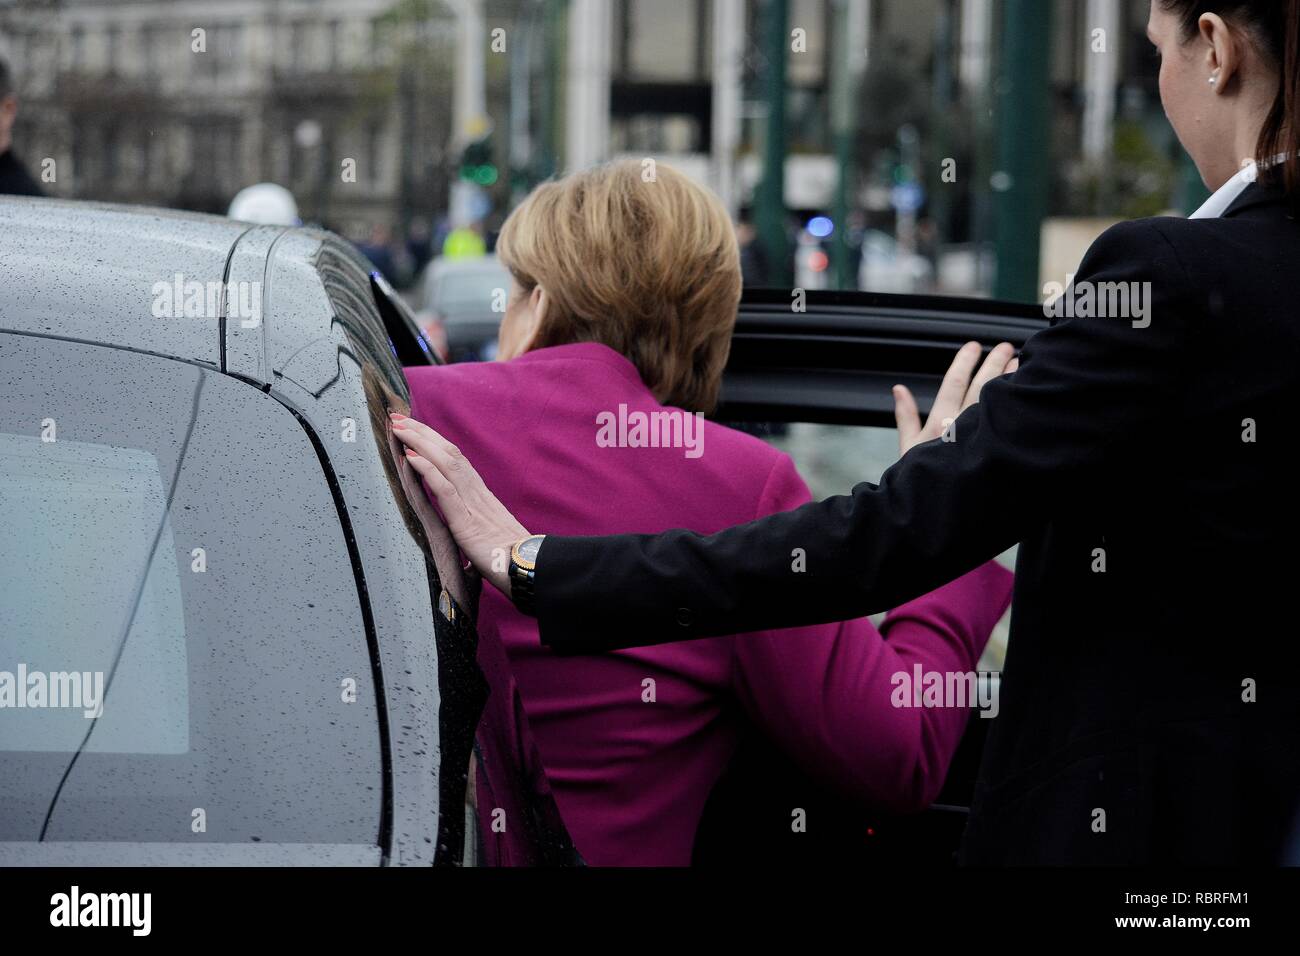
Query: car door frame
693 288 1047 865
720 288 1046 428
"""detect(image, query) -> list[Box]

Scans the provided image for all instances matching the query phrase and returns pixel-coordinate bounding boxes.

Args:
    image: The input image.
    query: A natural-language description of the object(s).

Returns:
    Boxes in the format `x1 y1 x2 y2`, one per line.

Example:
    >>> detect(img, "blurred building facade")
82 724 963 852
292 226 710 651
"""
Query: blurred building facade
0 0 469 236
0 0 1188 275
563 0 1171 219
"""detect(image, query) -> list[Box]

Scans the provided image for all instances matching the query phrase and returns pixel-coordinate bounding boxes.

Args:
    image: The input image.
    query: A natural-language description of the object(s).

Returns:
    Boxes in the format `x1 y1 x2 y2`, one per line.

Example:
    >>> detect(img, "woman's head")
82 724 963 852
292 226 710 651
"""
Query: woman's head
494 160 742 413
1150 1 1300 197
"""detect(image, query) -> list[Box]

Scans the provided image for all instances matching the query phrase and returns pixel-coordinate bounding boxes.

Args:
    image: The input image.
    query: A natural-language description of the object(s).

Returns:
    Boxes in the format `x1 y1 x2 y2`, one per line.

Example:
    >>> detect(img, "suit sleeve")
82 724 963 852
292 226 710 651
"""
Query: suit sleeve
731 454 1014 811
535 219 1196 652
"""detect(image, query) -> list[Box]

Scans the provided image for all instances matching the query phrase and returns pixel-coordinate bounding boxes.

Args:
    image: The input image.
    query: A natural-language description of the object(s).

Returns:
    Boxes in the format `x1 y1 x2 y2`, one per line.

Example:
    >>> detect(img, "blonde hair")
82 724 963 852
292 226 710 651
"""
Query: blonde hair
496 160 742 413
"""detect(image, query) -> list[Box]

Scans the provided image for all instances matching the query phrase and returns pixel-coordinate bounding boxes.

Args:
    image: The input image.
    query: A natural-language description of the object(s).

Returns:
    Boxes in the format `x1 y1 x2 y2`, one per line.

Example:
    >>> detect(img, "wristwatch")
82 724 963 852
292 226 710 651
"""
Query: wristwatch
508 535 546 617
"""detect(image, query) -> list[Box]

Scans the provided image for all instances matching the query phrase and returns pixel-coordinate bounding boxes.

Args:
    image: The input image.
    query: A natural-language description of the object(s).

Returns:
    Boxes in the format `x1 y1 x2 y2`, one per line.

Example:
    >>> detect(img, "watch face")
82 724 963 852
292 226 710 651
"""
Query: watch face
515 535 544 568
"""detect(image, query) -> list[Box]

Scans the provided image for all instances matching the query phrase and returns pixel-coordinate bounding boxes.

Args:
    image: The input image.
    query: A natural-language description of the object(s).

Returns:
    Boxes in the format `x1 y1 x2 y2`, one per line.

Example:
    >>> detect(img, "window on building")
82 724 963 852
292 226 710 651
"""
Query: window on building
329 20 342 69
616 0 709 82
106 25 120 76
69 25 85 70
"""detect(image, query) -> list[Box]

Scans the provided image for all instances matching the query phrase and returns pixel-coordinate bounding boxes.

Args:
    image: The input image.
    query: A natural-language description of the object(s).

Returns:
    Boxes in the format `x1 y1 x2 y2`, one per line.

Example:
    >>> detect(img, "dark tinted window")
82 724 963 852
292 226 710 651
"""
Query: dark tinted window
0 334 382 859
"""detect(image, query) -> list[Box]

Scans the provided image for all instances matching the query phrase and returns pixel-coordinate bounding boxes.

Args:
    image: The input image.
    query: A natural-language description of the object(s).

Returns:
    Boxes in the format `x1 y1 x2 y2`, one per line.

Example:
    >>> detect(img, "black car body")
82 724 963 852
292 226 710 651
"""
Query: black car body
0 198 576 866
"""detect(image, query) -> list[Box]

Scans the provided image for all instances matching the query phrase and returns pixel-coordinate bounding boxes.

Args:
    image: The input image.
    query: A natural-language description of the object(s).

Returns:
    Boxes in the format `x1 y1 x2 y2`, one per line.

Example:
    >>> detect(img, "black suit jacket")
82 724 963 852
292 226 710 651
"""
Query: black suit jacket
533 182 1300 864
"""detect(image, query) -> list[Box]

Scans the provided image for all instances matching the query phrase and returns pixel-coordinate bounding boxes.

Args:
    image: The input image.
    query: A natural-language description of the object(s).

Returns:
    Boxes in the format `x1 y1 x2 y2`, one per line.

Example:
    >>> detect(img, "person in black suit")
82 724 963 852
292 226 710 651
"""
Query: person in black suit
0 58 42 198
395 1 1300 864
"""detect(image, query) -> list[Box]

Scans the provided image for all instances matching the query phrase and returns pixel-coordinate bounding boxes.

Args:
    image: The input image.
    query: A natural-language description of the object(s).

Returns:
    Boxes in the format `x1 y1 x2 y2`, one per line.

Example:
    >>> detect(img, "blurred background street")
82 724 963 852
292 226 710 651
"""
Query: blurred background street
0 0 1207 307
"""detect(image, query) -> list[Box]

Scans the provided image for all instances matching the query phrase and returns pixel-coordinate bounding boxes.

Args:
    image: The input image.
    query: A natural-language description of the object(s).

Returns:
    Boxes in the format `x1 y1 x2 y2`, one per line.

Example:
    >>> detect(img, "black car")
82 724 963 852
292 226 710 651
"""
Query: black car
0 198 575 866
0 198 1046 867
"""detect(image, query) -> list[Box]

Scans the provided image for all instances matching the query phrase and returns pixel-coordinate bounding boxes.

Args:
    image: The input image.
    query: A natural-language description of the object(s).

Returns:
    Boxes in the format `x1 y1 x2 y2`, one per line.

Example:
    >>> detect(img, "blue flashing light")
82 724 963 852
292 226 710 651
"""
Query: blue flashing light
807 216 834 239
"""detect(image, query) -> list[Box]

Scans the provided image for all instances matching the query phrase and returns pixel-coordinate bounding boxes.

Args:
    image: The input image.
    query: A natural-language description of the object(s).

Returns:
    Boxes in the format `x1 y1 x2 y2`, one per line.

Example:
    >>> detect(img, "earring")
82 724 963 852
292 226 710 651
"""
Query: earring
1209 74 1219 86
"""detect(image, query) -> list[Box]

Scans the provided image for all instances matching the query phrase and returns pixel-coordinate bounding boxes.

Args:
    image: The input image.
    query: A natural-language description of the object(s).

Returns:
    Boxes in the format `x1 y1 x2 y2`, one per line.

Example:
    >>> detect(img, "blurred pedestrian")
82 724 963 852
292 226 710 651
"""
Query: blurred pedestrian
0 57 42 197
735 218 769 287
442 220 487 260
916 217 940 274
358 223 410 286
405 216 434 274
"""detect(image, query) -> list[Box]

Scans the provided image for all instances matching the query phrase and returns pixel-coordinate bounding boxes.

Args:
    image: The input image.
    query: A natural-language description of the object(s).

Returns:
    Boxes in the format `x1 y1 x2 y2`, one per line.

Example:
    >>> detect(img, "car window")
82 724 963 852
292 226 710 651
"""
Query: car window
760 421 1012 671
0 333 383 859
1 434 188 756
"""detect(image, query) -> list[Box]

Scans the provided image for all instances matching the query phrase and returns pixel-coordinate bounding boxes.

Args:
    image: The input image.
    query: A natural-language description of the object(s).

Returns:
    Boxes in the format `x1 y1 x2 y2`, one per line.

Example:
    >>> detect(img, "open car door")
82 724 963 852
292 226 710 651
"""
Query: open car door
693 288 1046 867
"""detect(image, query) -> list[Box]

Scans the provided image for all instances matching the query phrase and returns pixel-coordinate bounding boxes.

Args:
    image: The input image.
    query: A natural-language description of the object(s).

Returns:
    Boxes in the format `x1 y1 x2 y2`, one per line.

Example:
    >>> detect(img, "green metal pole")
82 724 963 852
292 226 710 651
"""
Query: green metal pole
970 3 999 295
830 0 856 291
930 0 956 249
536 0 565 181
756 0 790 287
992 0 1052 303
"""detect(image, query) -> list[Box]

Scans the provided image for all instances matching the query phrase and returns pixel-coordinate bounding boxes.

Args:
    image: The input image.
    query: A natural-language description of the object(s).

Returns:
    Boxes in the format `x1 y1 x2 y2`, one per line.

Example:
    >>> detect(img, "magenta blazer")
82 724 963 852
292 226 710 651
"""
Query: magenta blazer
406 342 1013 866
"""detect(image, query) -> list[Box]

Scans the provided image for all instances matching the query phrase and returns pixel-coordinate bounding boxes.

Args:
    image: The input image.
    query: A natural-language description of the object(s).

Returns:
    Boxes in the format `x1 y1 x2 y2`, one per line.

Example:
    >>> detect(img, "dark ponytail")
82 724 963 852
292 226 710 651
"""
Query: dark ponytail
1161 0 1300 210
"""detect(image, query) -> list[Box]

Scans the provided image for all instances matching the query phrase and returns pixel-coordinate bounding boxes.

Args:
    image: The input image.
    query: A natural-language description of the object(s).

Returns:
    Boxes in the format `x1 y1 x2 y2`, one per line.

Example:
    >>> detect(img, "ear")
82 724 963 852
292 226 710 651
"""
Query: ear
529 284 549 325
518 284 549 352
1198 13 1241 94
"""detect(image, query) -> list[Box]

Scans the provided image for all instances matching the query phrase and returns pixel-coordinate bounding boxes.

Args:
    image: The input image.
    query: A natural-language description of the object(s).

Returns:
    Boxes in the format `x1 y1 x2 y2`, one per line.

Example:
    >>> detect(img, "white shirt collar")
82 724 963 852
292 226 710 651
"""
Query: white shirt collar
1190 161 1259 220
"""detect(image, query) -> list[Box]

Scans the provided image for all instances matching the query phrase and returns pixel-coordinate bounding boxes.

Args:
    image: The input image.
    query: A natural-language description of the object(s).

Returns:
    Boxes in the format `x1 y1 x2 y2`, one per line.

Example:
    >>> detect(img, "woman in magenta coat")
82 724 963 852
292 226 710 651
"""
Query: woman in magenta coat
401 160 1016 865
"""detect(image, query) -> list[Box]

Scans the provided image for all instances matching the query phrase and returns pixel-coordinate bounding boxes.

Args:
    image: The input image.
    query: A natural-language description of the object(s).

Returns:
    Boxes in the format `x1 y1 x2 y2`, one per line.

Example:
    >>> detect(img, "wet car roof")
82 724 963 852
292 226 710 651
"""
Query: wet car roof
0 196 283 367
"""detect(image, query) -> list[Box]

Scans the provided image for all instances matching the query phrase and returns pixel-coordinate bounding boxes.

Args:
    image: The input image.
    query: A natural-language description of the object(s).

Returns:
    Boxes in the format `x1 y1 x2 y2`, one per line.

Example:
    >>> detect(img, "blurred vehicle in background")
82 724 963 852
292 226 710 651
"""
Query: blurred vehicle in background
794 223 933 295
933 243 996 297
415 255 511 363
857 228 933 294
